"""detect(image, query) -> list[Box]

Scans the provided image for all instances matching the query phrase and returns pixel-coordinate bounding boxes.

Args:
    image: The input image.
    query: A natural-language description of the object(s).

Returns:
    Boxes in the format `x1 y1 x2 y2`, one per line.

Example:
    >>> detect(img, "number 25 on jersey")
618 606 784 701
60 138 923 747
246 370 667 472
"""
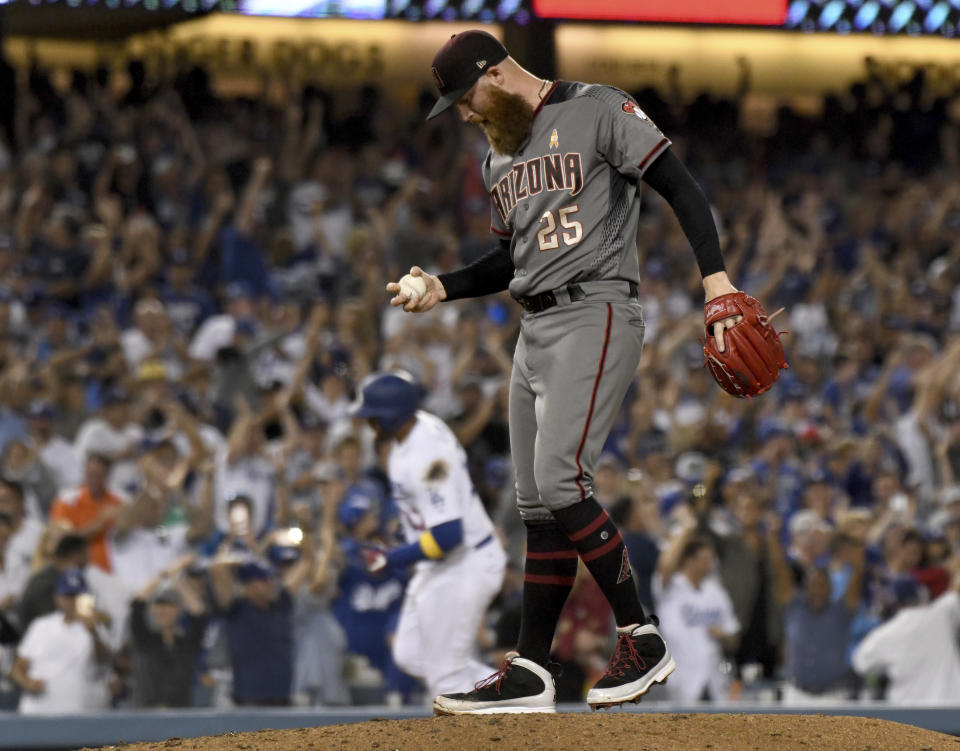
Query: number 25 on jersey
537 205 583 252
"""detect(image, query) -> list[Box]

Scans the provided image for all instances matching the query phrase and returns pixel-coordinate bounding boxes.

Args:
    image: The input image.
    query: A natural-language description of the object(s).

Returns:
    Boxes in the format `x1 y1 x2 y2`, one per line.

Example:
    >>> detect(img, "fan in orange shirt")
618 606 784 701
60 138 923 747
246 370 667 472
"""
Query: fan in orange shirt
50 454 123 572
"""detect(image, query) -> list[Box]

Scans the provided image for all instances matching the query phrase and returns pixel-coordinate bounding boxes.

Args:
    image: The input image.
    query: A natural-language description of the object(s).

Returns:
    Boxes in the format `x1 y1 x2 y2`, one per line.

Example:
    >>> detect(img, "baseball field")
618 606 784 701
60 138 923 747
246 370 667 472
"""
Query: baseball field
83 713 959 751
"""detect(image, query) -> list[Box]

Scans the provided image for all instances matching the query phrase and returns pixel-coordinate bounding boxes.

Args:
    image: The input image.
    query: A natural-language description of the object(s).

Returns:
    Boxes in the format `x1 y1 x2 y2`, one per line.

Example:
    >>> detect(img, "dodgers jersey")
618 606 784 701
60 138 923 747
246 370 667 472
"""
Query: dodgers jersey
653 571 739 702
484 81 671 299
388 411 495 558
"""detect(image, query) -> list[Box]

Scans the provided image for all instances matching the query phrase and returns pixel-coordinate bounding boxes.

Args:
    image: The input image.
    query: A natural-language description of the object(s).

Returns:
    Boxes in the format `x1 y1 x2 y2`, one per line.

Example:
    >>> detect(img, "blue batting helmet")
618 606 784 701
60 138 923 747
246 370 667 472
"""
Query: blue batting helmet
349 371 424 433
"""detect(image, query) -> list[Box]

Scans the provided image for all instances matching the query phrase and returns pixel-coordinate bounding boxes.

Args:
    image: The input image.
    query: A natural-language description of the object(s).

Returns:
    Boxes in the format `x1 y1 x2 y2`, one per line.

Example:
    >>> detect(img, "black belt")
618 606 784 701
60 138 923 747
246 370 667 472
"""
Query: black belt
515 282 638 314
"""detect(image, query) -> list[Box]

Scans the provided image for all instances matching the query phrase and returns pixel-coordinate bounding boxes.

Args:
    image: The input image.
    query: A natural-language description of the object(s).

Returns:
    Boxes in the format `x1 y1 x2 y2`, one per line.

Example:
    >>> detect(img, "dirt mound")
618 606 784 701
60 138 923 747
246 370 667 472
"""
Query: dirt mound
90 713 959 751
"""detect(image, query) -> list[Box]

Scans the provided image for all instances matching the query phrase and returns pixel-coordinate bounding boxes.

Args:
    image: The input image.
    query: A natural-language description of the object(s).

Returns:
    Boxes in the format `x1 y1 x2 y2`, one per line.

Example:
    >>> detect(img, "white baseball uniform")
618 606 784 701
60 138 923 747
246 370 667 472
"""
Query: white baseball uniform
388 410 507 698
653 571 739 703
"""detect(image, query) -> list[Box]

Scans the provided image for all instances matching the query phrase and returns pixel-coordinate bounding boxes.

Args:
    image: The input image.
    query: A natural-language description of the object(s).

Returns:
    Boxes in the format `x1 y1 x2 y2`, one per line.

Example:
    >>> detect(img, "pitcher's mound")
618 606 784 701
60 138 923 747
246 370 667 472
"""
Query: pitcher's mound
91 712 959 751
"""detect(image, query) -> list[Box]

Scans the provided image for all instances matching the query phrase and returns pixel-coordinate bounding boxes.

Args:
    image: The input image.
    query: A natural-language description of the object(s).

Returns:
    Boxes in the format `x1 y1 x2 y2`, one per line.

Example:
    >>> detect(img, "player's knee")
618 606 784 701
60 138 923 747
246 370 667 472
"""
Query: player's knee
533 457 579 510
516 479 554 523
514 469 539 505
515 484 543 512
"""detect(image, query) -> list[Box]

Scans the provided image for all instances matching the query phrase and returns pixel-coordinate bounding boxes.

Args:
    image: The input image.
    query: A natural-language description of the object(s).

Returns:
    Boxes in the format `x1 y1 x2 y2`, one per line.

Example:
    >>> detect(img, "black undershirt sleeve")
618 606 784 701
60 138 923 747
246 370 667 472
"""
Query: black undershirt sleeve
642 148 726 278
437 238 514 301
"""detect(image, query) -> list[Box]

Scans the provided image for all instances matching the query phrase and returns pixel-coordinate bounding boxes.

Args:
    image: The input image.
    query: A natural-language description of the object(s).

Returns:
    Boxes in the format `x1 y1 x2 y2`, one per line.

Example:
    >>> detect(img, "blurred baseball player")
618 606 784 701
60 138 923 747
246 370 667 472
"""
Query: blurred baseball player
386 30 757 714
349 371 508 700
332 483 415 702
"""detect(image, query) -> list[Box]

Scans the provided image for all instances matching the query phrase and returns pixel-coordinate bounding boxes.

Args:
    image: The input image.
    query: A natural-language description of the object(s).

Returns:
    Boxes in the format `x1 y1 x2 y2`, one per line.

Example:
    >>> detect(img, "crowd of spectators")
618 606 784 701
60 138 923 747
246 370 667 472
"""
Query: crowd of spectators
0 58 958 713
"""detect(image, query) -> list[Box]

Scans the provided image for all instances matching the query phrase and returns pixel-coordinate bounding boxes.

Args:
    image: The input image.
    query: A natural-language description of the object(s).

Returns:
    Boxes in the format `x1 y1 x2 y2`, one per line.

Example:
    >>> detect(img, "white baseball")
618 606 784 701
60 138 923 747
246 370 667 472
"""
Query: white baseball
398 274 427 302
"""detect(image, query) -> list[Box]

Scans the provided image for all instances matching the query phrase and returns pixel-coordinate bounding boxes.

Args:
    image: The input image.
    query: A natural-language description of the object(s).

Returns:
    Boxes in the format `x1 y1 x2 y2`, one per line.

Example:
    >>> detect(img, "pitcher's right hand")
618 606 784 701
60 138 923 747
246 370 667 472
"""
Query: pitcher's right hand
386 266 446 312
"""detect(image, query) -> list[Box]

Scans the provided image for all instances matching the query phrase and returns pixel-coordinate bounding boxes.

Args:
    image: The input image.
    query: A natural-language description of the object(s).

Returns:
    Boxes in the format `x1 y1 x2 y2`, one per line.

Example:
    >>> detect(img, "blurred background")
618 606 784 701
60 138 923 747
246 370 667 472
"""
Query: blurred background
0 0 959 746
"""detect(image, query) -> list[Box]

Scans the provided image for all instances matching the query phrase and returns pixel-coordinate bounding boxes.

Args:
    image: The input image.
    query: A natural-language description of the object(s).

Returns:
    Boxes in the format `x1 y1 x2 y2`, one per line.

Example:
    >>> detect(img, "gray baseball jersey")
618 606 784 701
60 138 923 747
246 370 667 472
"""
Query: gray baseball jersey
483 81 671 299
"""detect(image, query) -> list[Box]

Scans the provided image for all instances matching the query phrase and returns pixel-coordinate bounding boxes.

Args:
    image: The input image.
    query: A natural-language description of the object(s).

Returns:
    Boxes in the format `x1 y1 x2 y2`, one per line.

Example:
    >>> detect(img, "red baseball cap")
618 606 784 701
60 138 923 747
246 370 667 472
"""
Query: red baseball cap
426 30 508 120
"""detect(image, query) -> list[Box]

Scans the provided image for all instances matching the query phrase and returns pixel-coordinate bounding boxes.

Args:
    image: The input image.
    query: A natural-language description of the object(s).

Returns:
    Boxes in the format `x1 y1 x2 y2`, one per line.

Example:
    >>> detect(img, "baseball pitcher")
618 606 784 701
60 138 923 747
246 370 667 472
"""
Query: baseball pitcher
387 30 786 714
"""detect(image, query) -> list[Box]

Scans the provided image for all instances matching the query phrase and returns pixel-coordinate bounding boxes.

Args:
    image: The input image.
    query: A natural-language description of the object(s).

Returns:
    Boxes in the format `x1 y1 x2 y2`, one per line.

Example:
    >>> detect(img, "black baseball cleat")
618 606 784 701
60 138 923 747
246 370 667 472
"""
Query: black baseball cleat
587 617 676 710
433 652 556 715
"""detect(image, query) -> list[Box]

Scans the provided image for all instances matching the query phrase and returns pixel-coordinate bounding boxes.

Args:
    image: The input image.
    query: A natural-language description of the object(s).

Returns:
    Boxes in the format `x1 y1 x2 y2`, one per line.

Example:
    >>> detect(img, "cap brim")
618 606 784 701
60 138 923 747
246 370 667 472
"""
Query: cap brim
426 85 471 121
348 397 378 419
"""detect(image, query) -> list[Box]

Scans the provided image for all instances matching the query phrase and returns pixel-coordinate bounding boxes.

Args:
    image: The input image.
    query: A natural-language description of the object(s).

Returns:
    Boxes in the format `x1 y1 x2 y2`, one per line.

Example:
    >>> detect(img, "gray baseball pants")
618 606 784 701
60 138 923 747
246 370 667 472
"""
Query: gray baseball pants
509 283 645 522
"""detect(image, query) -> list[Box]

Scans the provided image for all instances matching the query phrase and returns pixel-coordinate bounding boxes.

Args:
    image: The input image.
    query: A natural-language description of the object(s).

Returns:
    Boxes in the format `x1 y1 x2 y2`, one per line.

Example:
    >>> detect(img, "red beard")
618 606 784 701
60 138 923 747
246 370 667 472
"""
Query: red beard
478 86 536 156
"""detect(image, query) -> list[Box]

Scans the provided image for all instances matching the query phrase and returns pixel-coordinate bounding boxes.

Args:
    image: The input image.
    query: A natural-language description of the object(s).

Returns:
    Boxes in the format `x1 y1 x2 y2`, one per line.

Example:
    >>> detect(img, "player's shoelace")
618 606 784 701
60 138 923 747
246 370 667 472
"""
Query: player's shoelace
474 657 514 694
602 632 647 679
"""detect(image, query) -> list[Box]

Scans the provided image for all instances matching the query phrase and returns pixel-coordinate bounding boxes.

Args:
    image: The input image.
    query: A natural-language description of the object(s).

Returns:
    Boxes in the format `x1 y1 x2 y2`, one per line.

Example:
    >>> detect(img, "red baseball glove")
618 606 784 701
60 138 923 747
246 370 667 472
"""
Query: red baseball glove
703 292 788 398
